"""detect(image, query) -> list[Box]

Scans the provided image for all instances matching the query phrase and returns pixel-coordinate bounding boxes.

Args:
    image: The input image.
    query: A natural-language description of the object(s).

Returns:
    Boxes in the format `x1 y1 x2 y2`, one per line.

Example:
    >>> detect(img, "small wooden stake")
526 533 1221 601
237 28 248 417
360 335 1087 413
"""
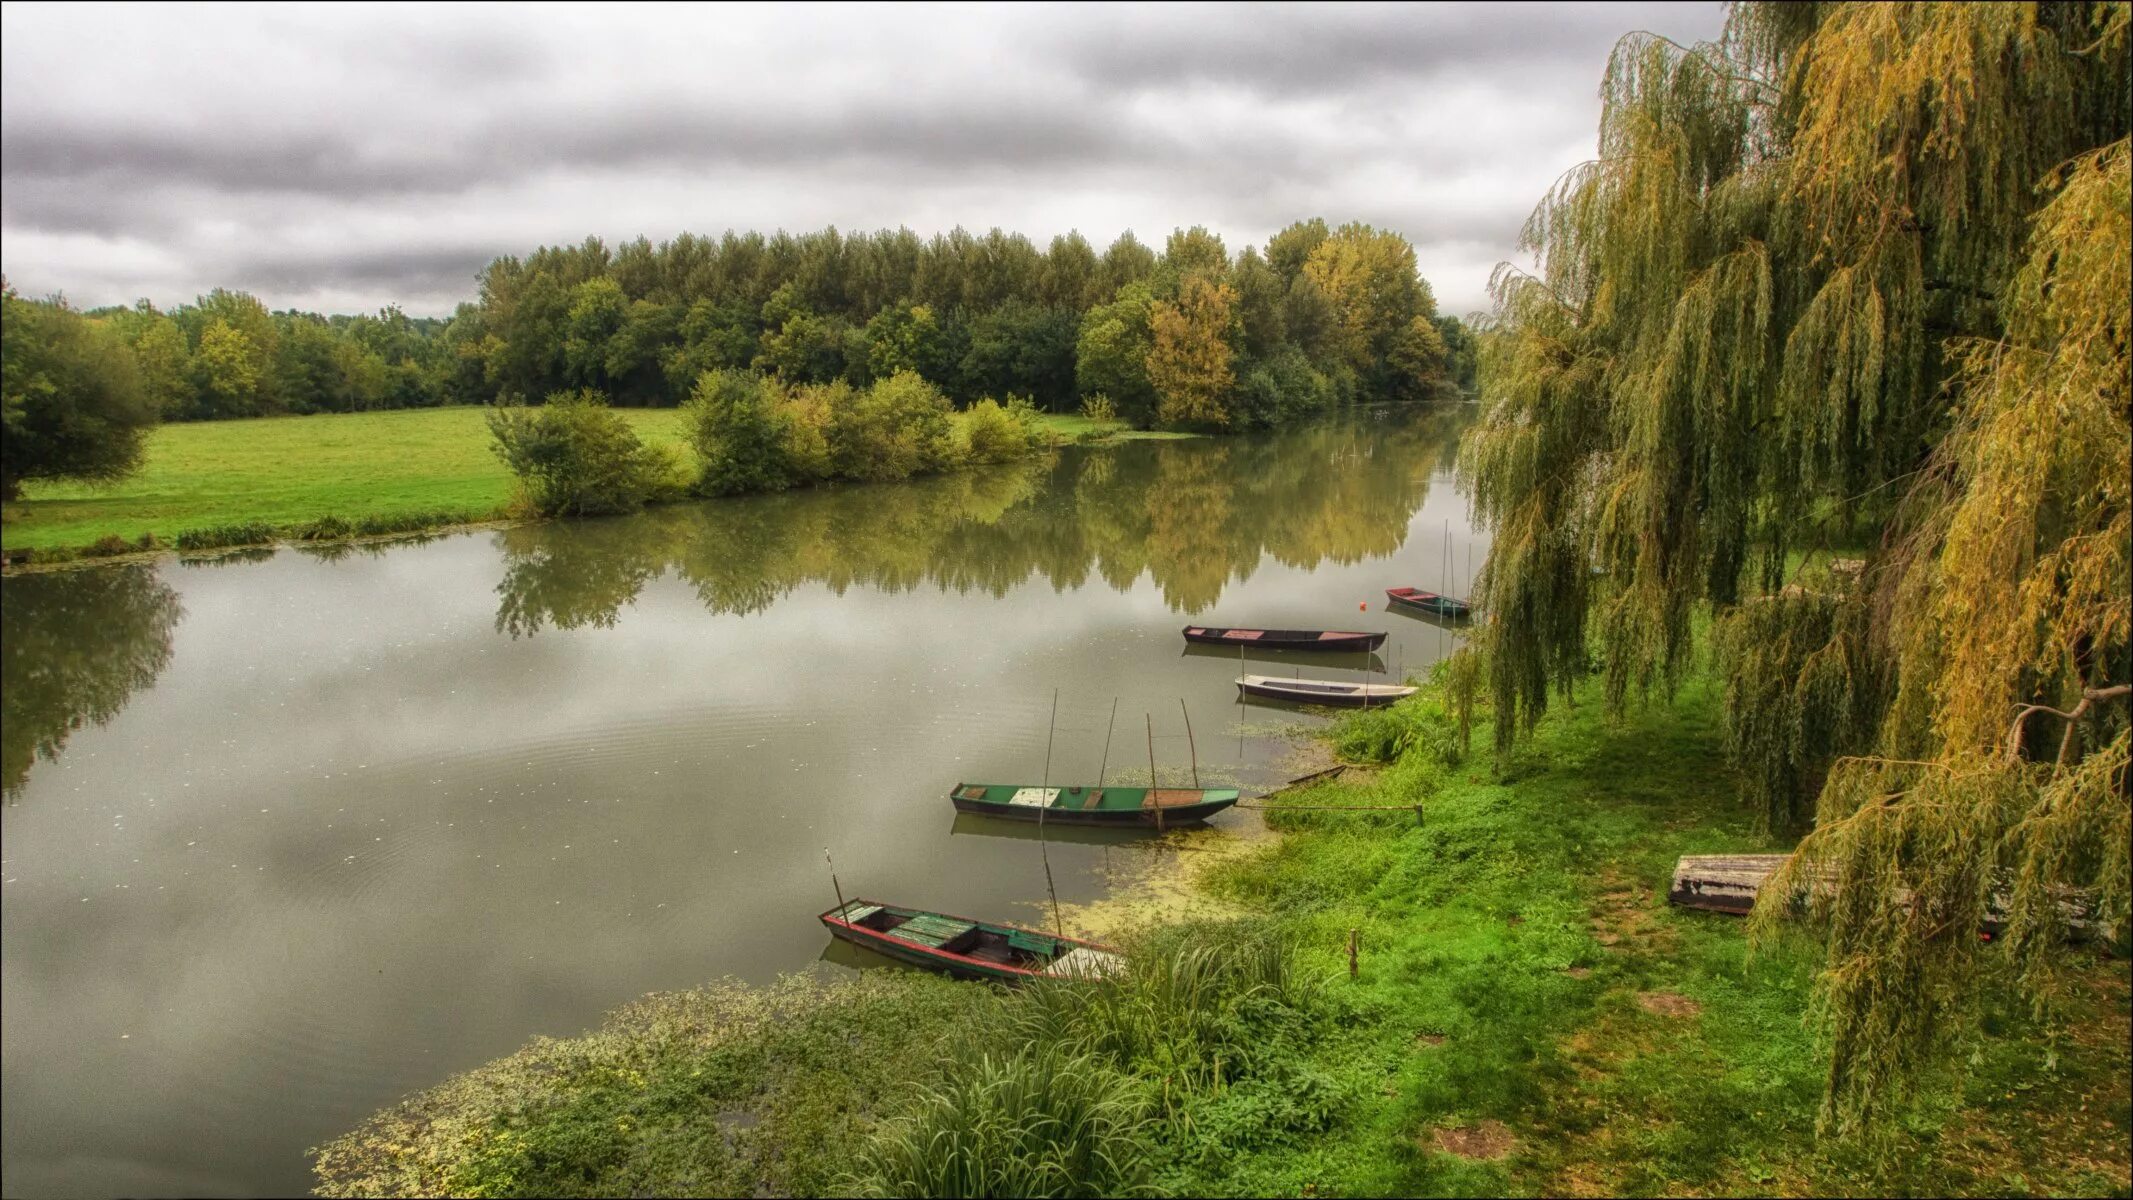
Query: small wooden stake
1347 927 1359 979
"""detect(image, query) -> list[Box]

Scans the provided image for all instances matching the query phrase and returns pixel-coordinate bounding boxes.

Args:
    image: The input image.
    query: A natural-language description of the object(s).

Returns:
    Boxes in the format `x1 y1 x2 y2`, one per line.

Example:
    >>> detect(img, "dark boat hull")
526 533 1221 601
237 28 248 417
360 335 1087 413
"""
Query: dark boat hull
1182 626 1387 653
950 793 1240 826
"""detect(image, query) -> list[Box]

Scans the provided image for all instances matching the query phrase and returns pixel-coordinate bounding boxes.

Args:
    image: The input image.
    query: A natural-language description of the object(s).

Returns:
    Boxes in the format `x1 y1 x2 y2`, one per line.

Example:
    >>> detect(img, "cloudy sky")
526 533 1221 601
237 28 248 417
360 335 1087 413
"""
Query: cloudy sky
1 1 1724 319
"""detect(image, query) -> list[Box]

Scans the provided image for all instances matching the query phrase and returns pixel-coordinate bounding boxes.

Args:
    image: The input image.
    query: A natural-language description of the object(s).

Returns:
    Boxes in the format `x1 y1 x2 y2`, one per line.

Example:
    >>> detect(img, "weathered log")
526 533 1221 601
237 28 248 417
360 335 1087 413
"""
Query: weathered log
1667 853 2105 940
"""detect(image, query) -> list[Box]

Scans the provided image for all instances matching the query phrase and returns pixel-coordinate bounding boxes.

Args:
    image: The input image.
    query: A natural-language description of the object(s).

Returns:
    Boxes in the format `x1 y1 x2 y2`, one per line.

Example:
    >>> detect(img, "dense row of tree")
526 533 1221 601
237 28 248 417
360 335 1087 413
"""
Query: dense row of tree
464 220 1462 427
1461 1 2129 1132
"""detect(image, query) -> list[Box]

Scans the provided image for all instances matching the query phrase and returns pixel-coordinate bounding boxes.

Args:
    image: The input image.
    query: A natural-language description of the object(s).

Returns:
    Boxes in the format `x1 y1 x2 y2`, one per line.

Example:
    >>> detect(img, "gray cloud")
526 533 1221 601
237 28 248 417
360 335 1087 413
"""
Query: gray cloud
0 1 1727 316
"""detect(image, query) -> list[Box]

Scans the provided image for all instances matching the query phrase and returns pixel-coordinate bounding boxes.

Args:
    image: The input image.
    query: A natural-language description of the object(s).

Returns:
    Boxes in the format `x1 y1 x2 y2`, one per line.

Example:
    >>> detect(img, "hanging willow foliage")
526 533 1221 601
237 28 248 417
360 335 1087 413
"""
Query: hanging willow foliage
1463 0 2131 1131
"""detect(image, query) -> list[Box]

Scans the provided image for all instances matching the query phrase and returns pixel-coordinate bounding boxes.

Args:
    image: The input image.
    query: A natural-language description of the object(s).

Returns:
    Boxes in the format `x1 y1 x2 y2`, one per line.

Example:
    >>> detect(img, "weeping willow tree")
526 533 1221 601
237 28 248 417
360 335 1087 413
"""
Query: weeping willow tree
1461 1 2130 1132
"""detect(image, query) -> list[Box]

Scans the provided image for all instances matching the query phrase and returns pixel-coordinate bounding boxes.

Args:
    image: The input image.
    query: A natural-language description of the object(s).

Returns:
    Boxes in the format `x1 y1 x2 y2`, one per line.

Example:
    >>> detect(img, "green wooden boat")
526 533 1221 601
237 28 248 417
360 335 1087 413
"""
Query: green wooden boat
819 899 1126 982
949 782 1241 827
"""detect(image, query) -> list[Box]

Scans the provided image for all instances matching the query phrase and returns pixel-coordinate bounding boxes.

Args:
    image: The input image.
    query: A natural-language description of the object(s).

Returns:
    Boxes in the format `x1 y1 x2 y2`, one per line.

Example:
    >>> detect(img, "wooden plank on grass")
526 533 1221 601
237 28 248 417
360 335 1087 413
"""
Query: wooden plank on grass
1667 853 2105 940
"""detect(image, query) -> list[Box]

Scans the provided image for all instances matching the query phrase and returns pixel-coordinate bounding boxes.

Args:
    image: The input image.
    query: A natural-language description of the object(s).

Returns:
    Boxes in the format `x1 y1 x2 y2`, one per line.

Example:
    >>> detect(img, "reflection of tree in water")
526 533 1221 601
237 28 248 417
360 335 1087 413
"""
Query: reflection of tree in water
490 413 1452 633
2 565 185 801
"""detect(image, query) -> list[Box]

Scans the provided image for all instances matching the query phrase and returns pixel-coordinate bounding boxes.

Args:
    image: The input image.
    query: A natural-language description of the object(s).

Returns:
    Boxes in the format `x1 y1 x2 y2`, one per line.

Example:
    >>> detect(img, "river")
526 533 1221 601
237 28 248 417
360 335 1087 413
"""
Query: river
0 407 1486 1198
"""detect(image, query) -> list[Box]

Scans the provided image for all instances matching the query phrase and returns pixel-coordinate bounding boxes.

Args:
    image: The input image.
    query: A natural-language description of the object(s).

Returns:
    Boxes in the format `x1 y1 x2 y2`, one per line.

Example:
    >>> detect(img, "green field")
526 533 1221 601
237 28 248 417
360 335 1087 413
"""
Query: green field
0 406 1155 555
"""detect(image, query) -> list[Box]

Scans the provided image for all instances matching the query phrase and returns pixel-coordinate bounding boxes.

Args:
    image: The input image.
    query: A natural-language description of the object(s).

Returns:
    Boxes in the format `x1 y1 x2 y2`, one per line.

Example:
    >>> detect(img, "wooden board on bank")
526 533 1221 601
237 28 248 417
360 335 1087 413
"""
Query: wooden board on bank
1668 853 2106 939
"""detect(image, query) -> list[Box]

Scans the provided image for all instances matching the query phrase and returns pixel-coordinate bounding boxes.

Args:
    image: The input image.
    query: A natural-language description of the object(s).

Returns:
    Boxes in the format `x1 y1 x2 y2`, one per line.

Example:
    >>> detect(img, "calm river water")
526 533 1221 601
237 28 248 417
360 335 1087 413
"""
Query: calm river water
0 407 1486 1198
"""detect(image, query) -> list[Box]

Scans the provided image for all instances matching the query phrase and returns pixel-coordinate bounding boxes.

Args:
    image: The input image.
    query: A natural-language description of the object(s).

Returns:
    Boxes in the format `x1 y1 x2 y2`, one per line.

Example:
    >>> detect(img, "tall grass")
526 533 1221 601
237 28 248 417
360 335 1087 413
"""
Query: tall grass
845 927 1339 1197
848 1045 1153 1199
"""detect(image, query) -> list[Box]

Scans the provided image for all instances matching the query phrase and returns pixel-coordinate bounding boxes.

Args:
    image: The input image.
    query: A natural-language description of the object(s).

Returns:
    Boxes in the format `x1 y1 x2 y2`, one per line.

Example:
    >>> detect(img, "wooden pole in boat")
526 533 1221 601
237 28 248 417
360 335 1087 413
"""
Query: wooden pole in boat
1042 687 1058 792
1180 698 1199 788
825 847 847 921
1039 689 1065 941
1147 713 1162 833
1097 697 1118 789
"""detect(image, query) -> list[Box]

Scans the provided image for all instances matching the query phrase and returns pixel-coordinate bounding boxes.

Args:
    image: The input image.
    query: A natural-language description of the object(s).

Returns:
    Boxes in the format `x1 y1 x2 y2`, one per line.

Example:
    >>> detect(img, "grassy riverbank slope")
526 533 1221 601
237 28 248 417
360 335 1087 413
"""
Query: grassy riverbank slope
312 674 2130 1198
0 406 1177 557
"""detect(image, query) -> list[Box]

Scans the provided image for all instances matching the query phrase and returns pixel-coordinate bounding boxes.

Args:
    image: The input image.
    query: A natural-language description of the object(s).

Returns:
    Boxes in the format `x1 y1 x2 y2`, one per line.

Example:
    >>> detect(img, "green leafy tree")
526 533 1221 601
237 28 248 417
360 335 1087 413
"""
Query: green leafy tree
125 309 195 417
1380 314 1449 402
1075 283 1159 426
1161 226 1229 277
958 301 1079 410
863 302 948 382
686 369 793 496
828 370 957 481
486 389 670 516
1 286 156 500
190 320 266 418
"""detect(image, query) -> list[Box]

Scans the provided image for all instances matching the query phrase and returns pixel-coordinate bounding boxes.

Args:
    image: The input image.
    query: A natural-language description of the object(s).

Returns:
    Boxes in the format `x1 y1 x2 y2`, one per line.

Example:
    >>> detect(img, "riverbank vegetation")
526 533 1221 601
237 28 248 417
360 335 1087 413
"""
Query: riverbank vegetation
1461 0 2130 1132
0 401 1133 559
312 669 2129 1197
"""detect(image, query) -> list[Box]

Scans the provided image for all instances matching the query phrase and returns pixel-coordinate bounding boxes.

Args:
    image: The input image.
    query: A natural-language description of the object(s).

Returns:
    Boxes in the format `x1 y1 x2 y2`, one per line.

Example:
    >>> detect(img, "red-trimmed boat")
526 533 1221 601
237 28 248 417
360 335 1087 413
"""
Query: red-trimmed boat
820 899 1126 983
950 782 1240 826
1182 625 1387 652
1385 588 1471 620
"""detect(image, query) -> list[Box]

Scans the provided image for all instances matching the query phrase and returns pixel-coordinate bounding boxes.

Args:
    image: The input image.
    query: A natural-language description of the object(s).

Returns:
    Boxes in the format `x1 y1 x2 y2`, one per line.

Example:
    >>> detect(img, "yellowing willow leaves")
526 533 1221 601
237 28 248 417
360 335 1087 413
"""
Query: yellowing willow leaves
1461 1 2130 1132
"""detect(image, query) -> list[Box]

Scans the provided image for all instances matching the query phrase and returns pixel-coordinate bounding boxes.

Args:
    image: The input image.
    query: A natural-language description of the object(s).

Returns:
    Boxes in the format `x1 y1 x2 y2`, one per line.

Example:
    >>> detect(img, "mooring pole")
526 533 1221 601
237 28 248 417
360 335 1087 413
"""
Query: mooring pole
1097 697 1119 789
1180 698 1199 788
1147 713 1163 833
825 847 847 920
1039 689 1064 939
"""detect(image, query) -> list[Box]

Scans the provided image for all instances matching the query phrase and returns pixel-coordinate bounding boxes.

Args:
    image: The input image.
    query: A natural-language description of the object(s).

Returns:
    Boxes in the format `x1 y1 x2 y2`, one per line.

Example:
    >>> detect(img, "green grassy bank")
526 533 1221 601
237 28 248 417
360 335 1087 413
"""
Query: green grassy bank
0 407 1169 559
310 673 2130 1198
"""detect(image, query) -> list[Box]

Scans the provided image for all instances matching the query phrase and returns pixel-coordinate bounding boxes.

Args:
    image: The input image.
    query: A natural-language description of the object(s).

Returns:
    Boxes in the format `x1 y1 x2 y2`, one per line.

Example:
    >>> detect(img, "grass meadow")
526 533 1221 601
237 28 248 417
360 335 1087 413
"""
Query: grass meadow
0 406 1164 556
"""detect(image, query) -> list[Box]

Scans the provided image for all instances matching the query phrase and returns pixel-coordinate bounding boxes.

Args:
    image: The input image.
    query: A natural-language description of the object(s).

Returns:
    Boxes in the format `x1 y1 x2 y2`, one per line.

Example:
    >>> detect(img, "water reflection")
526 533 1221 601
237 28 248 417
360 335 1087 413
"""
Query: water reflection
492 415 1446 636
1 565 184 801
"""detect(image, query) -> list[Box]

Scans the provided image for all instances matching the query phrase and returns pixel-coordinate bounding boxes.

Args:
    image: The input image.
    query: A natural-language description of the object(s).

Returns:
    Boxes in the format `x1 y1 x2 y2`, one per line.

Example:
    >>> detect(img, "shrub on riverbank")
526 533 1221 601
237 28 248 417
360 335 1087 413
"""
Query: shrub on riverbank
962 396 1050 464
687 368 1045 498
487 391 680 516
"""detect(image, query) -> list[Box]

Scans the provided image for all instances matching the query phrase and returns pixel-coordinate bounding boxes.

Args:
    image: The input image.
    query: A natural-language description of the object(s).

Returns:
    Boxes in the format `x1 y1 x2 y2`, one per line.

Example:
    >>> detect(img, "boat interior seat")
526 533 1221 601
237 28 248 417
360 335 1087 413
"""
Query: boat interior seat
1007 928 1056 957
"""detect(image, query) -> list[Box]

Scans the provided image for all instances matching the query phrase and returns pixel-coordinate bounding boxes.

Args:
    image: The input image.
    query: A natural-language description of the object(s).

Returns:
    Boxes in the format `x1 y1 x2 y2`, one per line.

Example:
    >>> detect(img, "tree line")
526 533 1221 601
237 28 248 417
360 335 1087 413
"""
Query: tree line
3 220 1477 501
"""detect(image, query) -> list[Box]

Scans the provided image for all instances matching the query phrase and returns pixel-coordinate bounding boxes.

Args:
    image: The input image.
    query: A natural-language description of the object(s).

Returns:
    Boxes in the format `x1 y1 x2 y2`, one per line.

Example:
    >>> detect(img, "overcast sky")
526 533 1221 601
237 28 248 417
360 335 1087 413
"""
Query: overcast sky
1 1 1725 319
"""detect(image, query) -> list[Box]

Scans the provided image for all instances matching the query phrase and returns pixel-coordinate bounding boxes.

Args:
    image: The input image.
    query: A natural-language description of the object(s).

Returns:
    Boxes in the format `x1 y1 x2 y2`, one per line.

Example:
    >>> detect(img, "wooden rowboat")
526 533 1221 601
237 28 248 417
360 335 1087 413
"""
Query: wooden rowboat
820 898 1126 983
1386 588 1471 619
1237 674 1418 709
1182 626 1387 652
950 782 1241 827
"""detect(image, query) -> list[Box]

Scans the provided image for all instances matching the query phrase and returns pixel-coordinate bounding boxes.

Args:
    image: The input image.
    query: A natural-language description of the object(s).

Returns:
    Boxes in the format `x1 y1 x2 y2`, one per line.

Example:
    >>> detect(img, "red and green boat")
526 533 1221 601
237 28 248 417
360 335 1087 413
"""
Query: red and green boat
819 899 1126 982
949 782 1241 827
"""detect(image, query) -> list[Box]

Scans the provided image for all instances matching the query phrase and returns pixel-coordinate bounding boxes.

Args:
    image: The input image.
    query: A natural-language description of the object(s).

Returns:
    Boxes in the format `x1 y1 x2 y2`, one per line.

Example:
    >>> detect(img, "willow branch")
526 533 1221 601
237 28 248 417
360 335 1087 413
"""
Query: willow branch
2003 685 2133 765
